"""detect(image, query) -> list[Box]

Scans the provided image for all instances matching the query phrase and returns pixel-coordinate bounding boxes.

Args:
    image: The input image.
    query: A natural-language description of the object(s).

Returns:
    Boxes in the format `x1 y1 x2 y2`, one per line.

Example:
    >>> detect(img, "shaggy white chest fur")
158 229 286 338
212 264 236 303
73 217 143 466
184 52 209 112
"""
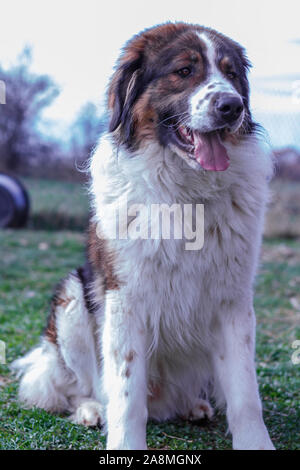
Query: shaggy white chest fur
90 134 272 360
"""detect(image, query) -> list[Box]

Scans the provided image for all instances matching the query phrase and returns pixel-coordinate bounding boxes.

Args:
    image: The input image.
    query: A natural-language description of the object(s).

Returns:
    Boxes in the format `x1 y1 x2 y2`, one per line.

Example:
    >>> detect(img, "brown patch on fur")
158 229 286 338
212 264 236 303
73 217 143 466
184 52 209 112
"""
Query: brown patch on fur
44 310 57 344
132 90 157 146
124 367 131 378
148 381 162 402
56 295 73 308
218 55 243 97
88 221 119 291
245 334 251 347
125 350 136 362
44 277 74 344
220 355 225 360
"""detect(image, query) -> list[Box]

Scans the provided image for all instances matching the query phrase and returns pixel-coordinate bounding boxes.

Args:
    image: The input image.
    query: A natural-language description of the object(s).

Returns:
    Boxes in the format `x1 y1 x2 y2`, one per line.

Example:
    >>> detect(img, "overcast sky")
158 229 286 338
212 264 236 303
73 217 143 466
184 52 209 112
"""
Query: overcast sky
0 0 300 144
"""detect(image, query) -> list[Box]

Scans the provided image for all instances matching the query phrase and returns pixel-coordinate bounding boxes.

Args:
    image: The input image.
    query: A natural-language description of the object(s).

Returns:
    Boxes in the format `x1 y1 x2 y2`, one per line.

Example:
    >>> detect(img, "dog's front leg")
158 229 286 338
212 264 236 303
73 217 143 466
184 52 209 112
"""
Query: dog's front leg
102 290 148 450
213 307 275 450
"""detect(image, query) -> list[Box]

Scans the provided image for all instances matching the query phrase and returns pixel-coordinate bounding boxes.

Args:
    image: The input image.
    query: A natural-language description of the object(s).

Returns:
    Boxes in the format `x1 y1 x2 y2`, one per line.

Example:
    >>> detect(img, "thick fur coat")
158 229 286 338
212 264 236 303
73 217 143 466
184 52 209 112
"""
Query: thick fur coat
12 22 275 450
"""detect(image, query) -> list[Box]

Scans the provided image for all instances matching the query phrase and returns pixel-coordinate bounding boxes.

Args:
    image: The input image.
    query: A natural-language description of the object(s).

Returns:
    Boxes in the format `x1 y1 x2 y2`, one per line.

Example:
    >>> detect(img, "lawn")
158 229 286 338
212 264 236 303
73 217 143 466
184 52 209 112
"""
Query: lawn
23 177 90 231
0 177 299 450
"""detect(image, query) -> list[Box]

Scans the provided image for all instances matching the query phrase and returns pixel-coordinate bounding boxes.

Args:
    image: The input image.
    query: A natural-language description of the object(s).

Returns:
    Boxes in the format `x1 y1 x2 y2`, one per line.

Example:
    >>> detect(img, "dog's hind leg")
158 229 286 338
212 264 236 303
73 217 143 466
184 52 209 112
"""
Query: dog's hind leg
188 398 214 421
53 270 101 399
12 270 103 418
69 396 105 427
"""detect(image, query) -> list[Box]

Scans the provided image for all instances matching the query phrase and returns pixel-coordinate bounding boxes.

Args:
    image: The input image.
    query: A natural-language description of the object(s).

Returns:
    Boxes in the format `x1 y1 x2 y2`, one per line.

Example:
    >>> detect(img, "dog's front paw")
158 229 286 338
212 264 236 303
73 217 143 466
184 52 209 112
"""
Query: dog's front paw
233 440 275 450
232 427 275 450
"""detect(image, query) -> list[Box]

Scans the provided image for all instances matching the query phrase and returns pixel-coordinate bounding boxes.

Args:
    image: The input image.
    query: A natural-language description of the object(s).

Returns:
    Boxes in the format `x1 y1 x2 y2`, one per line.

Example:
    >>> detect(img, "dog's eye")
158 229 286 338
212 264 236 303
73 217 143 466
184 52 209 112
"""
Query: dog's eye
176 67 192 78
227 71 237 79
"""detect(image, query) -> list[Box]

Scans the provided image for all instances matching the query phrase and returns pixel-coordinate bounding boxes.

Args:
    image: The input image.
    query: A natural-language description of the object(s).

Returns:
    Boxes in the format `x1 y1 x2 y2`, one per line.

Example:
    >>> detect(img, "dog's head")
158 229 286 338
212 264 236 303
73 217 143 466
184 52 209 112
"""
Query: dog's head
108 22 255 171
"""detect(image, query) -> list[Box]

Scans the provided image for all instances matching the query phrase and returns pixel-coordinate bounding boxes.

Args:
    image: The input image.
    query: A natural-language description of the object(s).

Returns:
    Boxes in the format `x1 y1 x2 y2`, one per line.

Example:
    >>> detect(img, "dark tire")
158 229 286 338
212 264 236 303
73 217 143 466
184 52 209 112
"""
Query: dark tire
0 173 30 228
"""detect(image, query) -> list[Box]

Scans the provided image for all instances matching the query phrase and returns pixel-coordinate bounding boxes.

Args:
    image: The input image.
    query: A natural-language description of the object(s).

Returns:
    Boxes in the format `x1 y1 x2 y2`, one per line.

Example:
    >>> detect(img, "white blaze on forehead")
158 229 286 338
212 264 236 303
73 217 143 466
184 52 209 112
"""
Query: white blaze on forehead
196 32 236 92
189 31 240 129
198 32 217 75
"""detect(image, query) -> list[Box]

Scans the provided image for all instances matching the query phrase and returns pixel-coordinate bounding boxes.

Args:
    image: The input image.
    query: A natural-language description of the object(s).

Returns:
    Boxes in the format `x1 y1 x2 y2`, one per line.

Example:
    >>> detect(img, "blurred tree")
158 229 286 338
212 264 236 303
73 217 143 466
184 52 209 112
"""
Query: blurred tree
70 102 107 161
0 46 59 170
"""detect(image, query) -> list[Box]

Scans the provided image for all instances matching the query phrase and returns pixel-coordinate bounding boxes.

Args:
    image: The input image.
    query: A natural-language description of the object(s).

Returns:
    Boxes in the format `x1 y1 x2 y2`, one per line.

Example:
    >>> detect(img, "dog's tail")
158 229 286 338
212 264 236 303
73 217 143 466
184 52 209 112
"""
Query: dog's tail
11 339 73 412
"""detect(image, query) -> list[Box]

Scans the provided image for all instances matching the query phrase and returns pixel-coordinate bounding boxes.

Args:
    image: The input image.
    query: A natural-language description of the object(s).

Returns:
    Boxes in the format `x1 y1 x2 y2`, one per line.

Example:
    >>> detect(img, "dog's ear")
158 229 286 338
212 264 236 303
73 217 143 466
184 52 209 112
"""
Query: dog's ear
108 51 144 145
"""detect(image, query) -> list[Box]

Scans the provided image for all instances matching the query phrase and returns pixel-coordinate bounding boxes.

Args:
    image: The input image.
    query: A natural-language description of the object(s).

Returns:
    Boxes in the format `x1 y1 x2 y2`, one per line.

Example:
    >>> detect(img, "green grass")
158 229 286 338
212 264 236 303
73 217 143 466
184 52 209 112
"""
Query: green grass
22 177 89 231
0 229 299 450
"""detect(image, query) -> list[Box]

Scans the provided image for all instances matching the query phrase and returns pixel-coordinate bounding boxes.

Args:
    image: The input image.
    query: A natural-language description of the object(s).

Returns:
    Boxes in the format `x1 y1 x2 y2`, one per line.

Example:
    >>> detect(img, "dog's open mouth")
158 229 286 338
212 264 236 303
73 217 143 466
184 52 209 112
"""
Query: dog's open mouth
173 126 230 171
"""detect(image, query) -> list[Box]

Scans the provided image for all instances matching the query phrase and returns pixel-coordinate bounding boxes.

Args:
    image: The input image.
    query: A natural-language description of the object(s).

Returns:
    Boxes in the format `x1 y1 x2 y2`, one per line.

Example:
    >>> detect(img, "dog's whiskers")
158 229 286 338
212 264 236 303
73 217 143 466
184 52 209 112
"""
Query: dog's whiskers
156 112 189 128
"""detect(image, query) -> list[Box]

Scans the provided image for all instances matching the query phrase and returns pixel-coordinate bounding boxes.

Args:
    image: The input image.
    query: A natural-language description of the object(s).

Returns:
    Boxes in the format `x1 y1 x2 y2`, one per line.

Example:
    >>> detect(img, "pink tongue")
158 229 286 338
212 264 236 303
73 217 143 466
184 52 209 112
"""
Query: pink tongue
193 132 229 171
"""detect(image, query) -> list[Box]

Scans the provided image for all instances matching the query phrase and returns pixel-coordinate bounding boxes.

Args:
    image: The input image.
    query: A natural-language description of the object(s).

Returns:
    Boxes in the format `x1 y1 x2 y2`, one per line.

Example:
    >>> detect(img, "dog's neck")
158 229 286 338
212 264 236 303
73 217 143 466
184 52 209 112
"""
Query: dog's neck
104 135 271 203
90 133 273 217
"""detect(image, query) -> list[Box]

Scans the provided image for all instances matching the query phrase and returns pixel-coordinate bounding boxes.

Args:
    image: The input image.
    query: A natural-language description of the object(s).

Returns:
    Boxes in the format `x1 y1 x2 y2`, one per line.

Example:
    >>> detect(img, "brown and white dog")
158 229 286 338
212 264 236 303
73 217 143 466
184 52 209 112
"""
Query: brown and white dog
12 22 275 450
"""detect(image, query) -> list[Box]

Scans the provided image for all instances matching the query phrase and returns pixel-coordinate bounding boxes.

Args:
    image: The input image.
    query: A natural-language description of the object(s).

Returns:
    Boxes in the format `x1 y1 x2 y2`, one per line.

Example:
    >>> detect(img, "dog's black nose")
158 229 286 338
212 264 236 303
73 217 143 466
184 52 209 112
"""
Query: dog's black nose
216 95 244 123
